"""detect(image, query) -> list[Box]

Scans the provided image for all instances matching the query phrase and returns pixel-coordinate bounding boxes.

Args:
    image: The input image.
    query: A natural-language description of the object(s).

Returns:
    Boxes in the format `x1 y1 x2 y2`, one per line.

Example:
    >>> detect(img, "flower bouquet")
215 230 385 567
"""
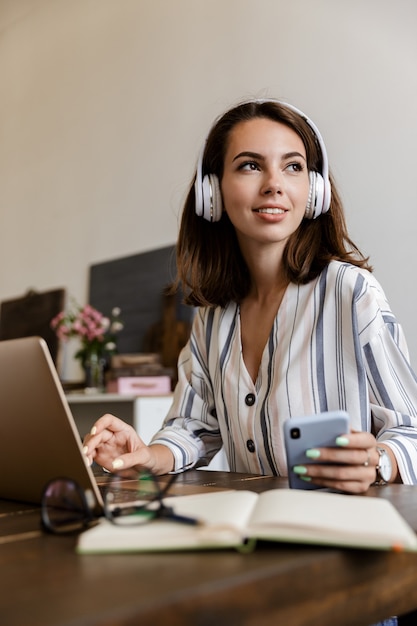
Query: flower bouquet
51 302 123 390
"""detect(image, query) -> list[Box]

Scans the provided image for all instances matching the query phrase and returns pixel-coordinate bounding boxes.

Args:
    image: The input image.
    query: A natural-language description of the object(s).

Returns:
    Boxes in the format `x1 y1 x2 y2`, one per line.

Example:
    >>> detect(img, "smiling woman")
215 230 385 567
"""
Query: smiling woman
176 99 366 307
83 98 417 512
79 101 416 626
220 118 310 252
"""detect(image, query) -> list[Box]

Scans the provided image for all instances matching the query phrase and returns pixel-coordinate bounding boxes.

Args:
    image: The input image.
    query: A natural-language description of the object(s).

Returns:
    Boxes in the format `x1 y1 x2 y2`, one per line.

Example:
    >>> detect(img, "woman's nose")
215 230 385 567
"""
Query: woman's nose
261 171 283 195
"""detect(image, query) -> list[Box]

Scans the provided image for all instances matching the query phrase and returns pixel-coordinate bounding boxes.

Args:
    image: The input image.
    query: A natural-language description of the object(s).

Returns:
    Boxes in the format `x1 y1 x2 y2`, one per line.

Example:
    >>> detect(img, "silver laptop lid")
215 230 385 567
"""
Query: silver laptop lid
0 336 103 509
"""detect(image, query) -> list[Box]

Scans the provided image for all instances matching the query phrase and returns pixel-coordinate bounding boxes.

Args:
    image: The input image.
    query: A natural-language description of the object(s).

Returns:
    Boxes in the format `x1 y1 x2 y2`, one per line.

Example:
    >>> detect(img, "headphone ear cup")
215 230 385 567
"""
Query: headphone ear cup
305 172 326 219
209 174 222 222
305 172 316 220
195 175 204 217
201 174 222 222
313 173 325 219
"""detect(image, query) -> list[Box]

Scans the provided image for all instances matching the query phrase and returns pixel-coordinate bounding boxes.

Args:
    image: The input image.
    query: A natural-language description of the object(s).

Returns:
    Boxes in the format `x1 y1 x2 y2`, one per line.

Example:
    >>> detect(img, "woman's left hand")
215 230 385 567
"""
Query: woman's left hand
292 430 397 493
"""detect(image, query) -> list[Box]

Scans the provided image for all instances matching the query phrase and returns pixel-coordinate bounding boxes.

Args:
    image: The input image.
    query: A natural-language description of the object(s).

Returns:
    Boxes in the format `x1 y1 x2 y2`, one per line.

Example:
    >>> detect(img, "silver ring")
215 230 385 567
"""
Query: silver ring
363 450 371 467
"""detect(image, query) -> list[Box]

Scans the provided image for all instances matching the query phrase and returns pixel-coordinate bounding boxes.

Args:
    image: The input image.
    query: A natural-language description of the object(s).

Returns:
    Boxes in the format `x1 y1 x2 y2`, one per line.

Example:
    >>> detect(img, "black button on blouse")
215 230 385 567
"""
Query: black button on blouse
245 393 256 406
246 439 256 453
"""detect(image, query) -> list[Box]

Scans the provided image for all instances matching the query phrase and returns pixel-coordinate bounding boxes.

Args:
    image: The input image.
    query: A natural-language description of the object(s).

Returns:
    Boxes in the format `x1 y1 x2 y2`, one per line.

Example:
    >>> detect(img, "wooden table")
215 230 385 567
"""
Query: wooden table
1 470 417 626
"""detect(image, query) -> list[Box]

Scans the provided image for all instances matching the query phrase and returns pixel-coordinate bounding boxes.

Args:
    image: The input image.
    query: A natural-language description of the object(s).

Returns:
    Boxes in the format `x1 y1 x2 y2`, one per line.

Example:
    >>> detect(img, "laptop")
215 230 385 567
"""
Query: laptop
0 336 227 514
0 336 104 511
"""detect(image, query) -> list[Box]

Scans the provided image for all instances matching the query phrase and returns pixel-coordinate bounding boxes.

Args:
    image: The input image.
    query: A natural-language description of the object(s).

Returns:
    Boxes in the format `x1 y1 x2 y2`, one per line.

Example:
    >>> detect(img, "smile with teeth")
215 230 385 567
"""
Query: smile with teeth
254 208 286 214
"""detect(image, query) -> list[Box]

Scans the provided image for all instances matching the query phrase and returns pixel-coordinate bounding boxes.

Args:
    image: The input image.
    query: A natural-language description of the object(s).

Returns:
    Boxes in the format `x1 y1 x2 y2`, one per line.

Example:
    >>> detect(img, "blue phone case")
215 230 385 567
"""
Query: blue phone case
283 411 350 490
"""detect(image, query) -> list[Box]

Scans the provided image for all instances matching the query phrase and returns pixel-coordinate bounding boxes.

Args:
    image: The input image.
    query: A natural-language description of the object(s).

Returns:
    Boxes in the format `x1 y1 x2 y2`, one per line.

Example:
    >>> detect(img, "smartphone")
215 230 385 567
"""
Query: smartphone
283 410 350 490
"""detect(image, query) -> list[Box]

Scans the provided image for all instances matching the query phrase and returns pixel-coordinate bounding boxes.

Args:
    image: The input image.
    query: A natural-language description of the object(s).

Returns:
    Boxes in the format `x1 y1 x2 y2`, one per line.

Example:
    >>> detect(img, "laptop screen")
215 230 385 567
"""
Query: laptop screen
0 336 102 509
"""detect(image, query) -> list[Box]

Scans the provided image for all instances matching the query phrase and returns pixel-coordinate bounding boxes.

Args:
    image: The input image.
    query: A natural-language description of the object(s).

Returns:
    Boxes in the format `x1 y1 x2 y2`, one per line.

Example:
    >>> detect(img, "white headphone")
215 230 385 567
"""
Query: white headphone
194 99 331 222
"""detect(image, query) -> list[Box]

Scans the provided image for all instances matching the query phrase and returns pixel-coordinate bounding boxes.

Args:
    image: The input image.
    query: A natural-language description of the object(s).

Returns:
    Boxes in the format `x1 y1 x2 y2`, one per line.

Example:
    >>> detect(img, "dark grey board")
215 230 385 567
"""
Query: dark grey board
88 245 193 354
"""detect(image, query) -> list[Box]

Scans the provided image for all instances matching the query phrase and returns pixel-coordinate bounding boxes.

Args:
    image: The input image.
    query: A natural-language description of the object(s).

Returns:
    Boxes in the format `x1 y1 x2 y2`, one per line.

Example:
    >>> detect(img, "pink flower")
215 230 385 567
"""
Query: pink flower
50 300 123 363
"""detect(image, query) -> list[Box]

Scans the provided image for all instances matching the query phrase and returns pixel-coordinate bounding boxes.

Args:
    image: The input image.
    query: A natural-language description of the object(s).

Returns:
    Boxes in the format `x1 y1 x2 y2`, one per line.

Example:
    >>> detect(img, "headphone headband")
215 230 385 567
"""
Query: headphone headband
194 98 331 222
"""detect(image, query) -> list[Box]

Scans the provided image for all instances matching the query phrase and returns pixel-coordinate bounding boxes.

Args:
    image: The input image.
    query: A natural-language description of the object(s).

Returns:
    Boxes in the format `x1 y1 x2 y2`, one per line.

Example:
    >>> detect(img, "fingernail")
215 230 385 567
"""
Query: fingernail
336 436 349 447
82 446 88 455
300 476 312 482
90 426 97 435
112 458 124 470
306 448 321 459
293 465 308 475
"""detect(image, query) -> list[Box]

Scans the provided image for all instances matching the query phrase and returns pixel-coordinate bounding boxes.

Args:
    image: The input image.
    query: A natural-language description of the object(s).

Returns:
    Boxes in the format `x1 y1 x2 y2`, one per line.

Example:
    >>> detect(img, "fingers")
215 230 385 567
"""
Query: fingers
111 447 154 472
291 429 379 493
82 413 143 470
294 460 377 494
84 414 131 441
305 442 377 468
83 414 136 447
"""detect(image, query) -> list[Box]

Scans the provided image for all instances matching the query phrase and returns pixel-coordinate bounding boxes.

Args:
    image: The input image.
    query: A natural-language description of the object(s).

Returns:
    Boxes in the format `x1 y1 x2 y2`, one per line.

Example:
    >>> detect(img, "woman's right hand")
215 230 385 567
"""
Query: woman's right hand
82 414 174 475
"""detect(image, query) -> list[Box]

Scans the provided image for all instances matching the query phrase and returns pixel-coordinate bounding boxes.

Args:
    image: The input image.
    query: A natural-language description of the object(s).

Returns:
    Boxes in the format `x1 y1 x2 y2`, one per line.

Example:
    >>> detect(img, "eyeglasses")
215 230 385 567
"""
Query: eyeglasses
41 470 199 535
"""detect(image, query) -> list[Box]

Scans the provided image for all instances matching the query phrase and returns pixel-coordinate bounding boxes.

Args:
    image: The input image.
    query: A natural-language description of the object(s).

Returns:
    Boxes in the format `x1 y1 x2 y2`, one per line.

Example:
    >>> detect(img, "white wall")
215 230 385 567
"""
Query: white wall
1 0 417 365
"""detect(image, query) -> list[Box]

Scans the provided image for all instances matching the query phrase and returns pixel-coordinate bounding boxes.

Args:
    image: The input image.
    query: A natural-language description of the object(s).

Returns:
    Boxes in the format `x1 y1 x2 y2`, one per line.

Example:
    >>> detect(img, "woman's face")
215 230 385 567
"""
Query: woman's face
220 117 310 251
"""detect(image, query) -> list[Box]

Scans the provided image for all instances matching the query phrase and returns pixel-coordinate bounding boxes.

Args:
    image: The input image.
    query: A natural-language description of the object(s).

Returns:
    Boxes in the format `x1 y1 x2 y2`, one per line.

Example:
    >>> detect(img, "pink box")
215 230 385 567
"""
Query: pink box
107 376 171 396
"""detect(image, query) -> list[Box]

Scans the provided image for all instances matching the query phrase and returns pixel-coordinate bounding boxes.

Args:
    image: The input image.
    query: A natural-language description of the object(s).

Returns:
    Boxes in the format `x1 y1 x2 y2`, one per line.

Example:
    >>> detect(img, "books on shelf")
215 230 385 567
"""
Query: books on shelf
106 376 171 395
110 353 171 377
106 353 173 394
77 488 417 555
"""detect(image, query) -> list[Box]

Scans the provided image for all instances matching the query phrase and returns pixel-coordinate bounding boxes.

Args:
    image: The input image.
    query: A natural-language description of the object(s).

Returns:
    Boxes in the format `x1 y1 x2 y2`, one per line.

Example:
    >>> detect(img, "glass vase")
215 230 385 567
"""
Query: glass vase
83 349 106 392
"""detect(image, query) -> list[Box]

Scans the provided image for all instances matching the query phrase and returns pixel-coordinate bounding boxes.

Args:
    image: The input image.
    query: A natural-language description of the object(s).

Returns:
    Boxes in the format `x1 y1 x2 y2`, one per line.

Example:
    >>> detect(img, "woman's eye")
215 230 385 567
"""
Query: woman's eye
286 162 304 173
238 161 260 172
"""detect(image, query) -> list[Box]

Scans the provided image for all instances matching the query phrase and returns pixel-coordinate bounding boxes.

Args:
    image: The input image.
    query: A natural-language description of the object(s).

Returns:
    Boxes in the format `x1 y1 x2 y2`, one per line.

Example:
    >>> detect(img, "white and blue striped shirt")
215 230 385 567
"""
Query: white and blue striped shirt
151 261 417 483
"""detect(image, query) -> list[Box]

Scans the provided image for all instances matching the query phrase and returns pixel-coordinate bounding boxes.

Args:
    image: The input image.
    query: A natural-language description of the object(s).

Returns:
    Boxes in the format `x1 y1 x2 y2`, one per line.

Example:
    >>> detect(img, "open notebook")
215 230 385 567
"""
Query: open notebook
77 487 417 554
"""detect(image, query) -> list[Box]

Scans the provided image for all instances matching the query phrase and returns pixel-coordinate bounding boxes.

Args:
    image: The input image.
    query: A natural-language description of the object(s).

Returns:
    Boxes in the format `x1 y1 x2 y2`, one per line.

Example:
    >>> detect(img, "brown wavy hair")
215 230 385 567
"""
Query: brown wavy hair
175 100 371 307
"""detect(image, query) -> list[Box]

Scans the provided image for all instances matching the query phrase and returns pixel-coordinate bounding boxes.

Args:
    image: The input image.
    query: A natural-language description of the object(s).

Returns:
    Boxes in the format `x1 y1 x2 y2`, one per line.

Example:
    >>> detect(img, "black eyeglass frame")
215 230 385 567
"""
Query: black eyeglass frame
41 476 99 534
102 471 178 523
41 471 199 535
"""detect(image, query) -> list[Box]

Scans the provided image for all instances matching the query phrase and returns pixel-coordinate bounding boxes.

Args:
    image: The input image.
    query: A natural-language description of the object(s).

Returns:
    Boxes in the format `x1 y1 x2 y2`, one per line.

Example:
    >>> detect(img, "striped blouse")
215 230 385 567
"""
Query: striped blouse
151 260 417 483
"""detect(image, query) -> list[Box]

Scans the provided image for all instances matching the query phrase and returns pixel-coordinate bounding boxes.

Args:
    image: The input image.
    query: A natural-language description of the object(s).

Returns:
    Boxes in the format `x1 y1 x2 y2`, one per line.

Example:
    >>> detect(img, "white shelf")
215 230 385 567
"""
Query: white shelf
67 392 172 403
